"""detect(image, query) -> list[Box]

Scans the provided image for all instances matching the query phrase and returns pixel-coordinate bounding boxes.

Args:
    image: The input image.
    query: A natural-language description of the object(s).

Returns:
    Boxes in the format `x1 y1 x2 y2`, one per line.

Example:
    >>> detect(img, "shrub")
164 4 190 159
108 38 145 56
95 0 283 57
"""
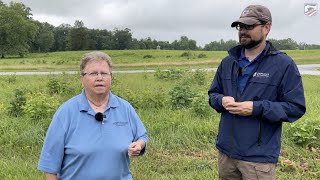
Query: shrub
117 88 141 109
154 68 186 80
143 54 153 58
24 92 60 121
8 89 27 117
169 84 195 109
47 76 79 99
181 51 192 58
47 78 61 94
140 88 167 109
191 94 211 117
193 70 207 85
197 53 207 58
289 119 320 148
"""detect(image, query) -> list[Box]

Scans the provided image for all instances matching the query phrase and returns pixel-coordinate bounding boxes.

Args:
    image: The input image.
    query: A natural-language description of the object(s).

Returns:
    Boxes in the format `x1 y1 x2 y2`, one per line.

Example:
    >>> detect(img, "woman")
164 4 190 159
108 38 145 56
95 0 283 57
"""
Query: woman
38 51 148 180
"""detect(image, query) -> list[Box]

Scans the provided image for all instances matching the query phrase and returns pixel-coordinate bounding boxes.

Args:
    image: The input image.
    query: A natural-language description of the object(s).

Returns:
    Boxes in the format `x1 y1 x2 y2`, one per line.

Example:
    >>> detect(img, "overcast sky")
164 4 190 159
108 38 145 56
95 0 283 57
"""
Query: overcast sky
2 0 320 47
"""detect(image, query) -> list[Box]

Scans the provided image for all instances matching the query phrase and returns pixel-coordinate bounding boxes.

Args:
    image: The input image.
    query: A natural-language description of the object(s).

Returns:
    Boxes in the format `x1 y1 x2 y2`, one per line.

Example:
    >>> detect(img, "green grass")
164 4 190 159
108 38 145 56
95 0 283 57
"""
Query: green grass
1 49 320 71
0 69 319 179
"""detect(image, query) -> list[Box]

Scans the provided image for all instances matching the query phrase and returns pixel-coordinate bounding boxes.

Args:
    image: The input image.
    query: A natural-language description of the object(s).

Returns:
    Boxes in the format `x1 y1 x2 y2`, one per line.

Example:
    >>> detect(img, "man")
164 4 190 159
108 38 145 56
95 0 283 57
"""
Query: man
208 5 306 180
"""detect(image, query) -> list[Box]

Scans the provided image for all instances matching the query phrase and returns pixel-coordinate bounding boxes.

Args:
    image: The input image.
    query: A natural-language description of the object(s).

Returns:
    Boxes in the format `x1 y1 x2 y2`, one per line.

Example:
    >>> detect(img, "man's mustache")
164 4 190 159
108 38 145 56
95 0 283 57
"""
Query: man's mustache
239 34 250 38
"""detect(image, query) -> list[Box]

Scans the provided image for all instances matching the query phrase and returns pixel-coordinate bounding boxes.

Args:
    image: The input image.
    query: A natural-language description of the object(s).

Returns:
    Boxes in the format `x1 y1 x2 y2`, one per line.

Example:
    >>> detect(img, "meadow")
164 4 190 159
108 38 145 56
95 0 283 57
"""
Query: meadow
1 49 320 71
0 50 319 179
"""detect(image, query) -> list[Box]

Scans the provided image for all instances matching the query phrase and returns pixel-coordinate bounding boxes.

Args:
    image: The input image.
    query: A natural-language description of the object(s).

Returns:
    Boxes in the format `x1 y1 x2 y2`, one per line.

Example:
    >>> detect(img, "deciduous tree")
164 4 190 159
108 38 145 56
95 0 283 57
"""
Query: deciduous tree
0 2 37 57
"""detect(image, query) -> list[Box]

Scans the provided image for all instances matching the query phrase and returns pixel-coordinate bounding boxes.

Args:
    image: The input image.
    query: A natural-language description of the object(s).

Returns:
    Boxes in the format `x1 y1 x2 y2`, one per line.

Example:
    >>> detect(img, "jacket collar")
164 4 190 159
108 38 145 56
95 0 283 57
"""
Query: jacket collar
228 41 280 60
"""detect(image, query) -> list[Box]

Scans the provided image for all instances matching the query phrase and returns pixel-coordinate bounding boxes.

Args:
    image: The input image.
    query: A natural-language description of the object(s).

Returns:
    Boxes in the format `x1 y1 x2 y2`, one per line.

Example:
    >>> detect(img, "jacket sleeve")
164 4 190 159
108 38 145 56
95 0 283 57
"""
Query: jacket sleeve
208 64 225 113
252 62 306 123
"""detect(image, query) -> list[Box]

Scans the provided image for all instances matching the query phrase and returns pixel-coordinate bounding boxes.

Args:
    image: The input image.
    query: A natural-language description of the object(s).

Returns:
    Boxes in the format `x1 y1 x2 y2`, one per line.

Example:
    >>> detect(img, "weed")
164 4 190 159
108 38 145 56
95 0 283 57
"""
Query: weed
289 119 320 148
169 84 195 109
7 89 27 117
143 54 153 58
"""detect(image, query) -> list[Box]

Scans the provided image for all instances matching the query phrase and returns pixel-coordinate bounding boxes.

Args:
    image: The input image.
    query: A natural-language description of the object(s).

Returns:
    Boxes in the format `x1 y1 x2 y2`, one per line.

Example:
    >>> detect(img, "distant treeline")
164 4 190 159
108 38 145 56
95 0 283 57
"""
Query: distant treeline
1 1 320 58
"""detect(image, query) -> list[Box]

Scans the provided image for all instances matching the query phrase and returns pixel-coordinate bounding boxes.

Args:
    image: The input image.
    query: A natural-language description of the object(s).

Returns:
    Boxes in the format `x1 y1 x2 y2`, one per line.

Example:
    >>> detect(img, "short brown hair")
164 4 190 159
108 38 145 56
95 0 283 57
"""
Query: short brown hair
80 51 112 74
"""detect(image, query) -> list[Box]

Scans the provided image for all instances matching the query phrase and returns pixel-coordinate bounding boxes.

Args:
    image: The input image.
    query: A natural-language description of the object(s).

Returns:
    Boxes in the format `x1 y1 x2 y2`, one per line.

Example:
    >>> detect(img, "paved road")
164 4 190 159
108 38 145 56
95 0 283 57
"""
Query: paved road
0 64 320 76
297 64 320 75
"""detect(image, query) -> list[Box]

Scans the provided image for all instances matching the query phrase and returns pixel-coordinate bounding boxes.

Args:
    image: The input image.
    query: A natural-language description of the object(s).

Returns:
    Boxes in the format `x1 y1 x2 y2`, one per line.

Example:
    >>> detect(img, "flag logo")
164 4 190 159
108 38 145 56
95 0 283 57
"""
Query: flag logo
304 3 318 17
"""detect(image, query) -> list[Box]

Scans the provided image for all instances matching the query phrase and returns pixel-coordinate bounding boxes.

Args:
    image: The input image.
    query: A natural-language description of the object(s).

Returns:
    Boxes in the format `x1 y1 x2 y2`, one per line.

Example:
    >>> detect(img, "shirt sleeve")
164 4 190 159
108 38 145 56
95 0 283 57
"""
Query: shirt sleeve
128 104 148 155
38 111 66 174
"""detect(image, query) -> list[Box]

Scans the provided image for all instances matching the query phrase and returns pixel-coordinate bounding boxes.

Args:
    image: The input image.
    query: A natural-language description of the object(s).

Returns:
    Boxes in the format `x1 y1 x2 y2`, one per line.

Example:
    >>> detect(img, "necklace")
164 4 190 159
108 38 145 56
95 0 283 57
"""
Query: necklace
87 98 107 109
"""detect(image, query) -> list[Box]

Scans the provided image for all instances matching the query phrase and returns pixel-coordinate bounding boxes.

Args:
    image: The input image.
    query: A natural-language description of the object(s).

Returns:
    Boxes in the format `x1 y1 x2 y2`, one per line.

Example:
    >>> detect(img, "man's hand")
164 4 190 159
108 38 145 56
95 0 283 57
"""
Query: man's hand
225 101 253 116
222 96 235 109
128 140 145 157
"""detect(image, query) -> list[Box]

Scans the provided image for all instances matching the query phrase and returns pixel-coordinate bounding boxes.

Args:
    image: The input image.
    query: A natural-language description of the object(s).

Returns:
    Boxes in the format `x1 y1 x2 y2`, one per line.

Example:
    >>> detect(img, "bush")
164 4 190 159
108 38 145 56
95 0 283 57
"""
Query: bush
8 89 27 117
191 94 211 117
289 119 320 148
169 84 195 109
198 53 207 58
117 88 141 109
143 54 153 58
140 88 167 109
47 78 61 94
193 70 207 85
24 92 60 121
47 76 79 99
180 51 193 59
154 68 186 80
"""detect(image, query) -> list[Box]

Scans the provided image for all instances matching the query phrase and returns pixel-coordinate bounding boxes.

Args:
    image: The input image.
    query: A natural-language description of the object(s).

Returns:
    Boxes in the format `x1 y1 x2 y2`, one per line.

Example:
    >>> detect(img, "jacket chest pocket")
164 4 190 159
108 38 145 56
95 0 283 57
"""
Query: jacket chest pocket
221 75 234 96
247 77 278 100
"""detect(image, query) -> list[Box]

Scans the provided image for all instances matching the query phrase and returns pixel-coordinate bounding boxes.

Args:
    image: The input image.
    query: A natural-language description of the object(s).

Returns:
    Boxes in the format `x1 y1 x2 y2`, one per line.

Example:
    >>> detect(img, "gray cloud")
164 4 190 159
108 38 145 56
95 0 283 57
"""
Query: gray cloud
2 0 320 46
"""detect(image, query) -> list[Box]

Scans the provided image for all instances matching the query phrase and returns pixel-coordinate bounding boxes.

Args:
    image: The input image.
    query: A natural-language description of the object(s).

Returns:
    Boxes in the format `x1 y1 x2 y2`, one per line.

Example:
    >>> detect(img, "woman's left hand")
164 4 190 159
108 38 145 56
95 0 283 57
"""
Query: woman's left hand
128 140 145 157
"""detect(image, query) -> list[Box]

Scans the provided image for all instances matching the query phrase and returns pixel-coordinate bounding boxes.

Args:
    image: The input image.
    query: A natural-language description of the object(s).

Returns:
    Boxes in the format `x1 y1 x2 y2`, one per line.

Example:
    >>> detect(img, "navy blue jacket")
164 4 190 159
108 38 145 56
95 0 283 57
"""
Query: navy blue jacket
208 42 306 163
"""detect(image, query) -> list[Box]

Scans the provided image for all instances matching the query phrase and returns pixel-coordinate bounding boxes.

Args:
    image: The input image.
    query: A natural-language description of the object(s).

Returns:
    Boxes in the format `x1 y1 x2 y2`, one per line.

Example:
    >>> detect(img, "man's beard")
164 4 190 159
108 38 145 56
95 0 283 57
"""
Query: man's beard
239 34 263 49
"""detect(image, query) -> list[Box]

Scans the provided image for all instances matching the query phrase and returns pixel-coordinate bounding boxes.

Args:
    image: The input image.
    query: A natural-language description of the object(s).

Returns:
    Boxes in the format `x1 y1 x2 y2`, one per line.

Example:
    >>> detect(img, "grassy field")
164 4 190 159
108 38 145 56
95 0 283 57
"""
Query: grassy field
0 49 320 71
0 68 319 179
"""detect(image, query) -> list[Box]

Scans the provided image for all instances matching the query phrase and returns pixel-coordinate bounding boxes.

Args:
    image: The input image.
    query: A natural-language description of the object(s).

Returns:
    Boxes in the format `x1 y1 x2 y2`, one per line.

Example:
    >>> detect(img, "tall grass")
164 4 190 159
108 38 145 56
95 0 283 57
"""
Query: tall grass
0 72 319 179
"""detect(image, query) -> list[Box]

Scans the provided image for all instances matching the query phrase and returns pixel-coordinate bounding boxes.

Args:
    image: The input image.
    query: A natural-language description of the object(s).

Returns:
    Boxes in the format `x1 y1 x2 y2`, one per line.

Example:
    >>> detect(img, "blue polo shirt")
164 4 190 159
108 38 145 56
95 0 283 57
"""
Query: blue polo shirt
238 44 270 93
38 90 148 180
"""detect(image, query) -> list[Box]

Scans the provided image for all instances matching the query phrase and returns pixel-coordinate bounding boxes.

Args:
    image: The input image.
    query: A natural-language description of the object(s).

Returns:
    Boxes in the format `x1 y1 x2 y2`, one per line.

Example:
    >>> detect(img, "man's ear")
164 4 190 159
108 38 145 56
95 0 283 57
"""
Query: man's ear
265 23 271 34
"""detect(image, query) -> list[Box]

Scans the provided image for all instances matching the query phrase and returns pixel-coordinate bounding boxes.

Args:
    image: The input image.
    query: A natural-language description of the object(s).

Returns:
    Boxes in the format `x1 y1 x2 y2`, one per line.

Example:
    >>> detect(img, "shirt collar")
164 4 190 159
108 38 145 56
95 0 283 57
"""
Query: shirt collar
78 89 120 112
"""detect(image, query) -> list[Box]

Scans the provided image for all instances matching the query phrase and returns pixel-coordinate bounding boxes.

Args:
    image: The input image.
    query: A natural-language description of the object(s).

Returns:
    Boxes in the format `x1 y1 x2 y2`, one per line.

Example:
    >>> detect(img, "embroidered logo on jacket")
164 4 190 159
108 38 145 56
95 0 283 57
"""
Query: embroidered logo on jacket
253 72 270 78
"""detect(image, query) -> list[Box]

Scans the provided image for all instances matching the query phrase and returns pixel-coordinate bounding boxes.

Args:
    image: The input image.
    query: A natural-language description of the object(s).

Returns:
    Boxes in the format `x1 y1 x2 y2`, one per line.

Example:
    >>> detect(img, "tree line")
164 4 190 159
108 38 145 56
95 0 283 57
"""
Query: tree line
1 1 320 58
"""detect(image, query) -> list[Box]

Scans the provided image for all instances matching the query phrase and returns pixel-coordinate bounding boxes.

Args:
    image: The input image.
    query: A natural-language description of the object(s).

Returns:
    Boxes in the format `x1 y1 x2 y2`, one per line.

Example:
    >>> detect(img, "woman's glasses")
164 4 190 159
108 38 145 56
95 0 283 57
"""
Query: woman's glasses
81 72 112 78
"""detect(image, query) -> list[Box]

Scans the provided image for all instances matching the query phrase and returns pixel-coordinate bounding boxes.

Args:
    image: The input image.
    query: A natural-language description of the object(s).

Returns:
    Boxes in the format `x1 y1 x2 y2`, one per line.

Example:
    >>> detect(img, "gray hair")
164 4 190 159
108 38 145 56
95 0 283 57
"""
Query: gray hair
80 51 113 74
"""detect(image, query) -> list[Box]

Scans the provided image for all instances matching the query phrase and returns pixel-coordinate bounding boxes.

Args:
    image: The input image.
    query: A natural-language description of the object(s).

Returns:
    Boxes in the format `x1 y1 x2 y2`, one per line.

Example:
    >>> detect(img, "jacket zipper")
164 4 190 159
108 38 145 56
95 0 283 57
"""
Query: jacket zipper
241 57 266 146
